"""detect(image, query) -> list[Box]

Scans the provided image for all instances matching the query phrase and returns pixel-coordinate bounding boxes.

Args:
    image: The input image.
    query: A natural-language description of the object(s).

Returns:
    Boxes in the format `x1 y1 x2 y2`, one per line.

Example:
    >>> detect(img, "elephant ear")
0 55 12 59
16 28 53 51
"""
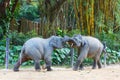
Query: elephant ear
81 39 86 47
71 34 86 47
49 36 57 47
73 34 82 40
76 36 86 47
76 35 86 46
63 35 71 43
49 36 63 48
73 37 82 47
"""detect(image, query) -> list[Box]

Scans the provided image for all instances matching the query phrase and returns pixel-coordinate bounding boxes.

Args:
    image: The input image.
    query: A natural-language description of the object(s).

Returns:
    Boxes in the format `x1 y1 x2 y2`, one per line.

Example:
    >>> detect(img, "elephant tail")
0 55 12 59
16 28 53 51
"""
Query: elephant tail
20 45 25 64
103 42 107 51
102 42 107 67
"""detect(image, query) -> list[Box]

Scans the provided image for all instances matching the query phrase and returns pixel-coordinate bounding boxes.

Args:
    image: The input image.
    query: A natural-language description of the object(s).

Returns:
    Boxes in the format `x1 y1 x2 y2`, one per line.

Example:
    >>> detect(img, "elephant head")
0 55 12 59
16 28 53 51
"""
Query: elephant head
49 36 64 49
66 34 85 47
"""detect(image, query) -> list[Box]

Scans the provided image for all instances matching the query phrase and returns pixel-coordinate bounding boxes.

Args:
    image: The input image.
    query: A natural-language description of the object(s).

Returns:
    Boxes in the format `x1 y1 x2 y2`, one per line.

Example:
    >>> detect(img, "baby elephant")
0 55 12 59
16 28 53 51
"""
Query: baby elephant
13 36 65 71
67 34 106 71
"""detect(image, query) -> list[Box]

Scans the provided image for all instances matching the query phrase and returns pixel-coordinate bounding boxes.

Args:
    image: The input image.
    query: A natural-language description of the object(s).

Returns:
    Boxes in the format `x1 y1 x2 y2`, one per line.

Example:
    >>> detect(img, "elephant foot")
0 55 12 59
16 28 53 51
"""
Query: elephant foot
34 61 40 71
35 67 41 71
92 66 96 69
79 64 84 70
79 67 84 70
98 64 102 69
46 67 52 71
47 68 52 71
73 66 78 71
47 69 52 71
35 69 41 72
13 67 19 72
98 66 102 69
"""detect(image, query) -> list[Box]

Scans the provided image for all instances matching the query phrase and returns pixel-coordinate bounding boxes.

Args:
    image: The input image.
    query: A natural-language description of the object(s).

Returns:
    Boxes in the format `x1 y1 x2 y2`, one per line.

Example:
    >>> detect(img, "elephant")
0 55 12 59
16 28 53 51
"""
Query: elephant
66 34 106 71
13 36 66 71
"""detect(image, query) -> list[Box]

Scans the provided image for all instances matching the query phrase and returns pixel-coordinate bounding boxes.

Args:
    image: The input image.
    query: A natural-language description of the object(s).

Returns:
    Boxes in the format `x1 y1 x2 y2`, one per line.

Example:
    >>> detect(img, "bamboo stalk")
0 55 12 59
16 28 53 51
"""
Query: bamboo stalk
89 0 94 36
74 0 80 29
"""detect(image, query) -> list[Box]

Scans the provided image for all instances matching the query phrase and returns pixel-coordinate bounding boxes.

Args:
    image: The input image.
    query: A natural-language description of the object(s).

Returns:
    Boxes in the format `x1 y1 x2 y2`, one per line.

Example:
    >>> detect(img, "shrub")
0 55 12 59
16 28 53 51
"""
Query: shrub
9 30 38 45
102 47 120 64
52 48 70 65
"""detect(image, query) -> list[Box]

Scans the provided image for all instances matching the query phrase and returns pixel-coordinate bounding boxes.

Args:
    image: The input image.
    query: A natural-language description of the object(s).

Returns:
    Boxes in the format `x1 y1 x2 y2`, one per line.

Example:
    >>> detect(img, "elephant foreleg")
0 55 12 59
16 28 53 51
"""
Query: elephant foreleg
73 48 88 71
73 60 81 71
73 47 88 71
79 63 84 70
34 60 40 71
45 57 52 71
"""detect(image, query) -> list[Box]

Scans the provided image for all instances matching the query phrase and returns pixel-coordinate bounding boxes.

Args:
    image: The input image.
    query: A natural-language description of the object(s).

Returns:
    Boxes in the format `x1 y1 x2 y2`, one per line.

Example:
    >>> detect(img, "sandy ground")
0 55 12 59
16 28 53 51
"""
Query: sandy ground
0 64 120 80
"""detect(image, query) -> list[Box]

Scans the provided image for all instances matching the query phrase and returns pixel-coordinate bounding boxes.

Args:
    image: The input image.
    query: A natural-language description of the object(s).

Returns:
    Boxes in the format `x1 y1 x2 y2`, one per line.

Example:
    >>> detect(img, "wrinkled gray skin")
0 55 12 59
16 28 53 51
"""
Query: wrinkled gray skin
67 34 106 71
13 36 65 71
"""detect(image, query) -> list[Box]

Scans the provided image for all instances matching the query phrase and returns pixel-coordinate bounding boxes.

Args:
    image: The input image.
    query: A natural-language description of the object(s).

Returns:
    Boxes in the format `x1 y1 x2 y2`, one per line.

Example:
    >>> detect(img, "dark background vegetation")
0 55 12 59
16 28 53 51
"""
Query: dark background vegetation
0 0 120 67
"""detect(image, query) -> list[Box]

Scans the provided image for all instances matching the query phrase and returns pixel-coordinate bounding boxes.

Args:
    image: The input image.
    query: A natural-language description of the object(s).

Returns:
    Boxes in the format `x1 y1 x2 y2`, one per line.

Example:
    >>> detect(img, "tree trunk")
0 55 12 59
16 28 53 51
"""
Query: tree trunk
0 0 19 35
41 0 67 37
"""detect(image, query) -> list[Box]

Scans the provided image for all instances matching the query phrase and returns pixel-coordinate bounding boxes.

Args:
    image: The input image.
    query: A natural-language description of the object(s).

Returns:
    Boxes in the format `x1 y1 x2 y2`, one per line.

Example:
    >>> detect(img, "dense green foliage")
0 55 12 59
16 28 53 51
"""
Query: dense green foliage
17 3 39 21
0 30 120 67
0 0 120 68
0 31 38 66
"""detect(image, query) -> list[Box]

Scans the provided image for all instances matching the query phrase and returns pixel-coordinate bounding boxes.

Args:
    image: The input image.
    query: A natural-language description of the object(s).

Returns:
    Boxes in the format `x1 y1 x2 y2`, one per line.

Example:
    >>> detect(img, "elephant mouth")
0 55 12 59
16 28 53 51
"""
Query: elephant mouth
67 39 77 47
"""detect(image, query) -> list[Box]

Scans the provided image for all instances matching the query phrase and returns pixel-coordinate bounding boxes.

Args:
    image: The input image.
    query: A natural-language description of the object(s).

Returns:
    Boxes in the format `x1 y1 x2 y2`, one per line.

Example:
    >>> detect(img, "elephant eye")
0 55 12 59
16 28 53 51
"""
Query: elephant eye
61 38 64 42
54 40 57 43
74 37 78 41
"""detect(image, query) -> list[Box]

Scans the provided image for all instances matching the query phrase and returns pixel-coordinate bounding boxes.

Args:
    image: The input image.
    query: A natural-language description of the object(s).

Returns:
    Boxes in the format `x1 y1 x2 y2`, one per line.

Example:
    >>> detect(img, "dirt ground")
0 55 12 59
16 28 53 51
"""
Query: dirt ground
0 64 120 80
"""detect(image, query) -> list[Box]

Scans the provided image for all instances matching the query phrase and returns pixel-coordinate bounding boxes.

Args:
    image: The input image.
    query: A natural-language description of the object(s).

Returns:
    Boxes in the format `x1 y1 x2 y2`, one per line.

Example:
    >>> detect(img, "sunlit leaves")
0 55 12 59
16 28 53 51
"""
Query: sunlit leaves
52 48 70 65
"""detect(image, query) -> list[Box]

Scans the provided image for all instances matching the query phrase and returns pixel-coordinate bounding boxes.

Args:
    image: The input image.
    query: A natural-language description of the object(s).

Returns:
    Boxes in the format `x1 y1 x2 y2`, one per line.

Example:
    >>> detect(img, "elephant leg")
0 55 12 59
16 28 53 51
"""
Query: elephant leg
79 63 84 70
92 58 97 69
13 57 31 71
97 59 102 69
73 47 89 71
34 60 41 71
45 57 52 71
73 60 81 71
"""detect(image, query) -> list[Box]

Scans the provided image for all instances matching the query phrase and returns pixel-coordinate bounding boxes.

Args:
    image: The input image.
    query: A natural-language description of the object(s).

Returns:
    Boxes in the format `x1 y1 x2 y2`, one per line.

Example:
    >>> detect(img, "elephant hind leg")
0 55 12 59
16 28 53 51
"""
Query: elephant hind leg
13 56 31 71
97 48 103 69
92 58 102 69
97 60 102 69
92 58 97 69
